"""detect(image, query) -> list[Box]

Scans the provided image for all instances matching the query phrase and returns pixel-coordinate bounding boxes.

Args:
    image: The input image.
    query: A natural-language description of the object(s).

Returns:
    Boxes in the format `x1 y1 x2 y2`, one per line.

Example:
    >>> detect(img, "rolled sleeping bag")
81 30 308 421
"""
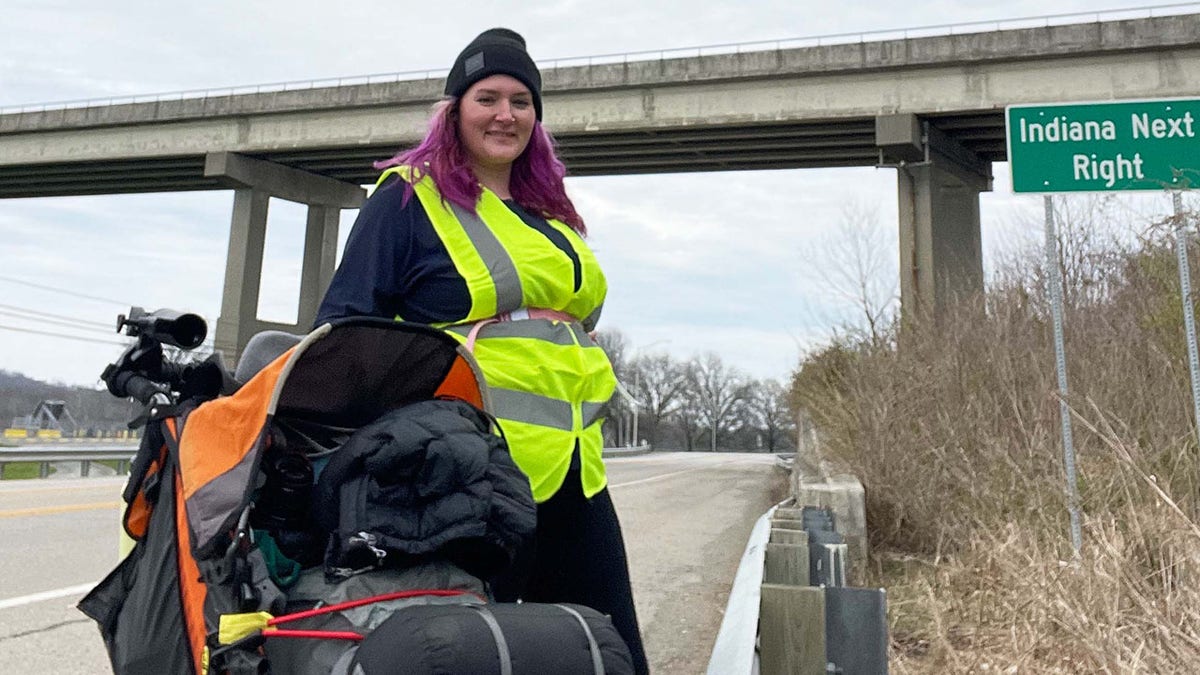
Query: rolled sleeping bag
343 601 635 675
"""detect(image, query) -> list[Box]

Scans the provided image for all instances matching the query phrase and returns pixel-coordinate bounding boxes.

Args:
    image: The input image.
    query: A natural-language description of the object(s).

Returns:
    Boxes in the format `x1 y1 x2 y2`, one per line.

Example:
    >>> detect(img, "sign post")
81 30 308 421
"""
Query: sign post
1007 98 1200 557
1172 192 1200 449
1041 195 1083 556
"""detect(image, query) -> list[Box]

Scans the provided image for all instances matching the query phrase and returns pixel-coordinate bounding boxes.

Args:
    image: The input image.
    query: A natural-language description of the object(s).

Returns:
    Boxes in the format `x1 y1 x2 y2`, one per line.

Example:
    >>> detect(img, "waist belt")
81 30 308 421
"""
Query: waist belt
463 308 578 352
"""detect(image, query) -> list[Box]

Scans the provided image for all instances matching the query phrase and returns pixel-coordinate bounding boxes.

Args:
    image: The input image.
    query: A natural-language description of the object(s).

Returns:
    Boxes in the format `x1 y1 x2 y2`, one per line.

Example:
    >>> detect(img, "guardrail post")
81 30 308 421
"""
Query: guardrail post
759 584 826 674
764 542 810 586
770 528 808 545
772 518 806 531
760 508 828 674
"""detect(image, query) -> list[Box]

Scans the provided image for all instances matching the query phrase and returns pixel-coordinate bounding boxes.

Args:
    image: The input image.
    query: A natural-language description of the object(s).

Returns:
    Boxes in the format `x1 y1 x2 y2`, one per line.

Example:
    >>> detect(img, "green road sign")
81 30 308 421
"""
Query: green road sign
1006 99 1200 193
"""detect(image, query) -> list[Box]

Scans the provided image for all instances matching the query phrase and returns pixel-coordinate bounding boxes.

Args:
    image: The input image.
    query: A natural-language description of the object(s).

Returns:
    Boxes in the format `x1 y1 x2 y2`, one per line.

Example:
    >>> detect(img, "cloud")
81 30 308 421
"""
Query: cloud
563 168 904 377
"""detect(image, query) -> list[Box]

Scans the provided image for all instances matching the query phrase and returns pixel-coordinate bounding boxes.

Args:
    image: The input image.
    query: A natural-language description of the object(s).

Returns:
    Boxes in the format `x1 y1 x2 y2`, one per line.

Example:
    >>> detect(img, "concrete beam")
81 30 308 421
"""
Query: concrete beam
875 112 924 164
5 16 1196 135
204 151 365 208
926 123 992 191
4 34 1199 174
876 113 992 186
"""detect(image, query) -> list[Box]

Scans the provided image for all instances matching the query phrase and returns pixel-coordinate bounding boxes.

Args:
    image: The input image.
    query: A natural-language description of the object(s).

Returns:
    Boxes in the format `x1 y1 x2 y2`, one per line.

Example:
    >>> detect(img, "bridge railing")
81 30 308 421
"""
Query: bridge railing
2 2 1196 115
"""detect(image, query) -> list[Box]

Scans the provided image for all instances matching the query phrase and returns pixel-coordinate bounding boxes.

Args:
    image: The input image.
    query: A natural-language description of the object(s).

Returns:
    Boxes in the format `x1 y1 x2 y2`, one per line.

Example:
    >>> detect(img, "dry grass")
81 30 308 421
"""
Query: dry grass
791 207 1200 672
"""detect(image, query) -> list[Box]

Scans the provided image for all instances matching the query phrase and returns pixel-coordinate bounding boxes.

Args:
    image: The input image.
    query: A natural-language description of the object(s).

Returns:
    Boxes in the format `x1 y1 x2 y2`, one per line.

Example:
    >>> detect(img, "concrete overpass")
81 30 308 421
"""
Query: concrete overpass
2 13 1199 355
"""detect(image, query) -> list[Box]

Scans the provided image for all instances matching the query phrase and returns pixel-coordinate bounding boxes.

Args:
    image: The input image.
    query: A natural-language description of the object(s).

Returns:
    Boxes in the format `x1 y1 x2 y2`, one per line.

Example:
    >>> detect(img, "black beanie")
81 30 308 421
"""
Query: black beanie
444 28 543 120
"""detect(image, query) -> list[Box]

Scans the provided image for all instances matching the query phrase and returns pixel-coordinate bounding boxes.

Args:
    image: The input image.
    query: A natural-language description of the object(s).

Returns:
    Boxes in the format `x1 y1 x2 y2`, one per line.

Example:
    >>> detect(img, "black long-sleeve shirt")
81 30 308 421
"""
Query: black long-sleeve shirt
316 175 583 327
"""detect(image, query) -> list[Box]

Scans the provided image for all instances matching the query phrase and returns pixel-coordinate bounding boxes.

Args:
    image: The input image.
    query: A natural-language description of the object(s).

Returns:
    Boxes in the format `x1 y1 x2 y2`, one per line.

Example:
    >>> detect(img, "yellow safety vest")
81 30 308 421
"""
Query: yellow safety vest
378 167 616 503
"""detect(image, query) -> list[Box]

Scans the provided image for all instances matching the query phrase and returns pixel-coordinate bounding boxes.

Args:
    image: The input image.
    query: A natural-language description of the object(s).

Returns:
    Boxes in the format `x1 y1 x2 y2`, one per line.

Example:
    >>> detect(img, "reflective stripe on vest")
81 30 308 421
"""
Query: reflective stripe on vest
378 167 616 502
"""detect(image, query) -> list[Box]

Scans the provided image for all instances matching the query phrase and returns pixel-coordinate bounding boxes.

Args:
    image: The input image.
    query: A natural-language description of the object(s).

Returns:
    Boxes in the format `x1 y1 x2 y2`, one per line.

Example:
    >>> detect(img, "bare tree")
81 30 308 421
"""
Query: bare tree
594 329 631 445
992 193 1144 313
684 352 751 452
671 364 707 452
745 378 796 452
593 329 629 380
1048 194 1137 310
799 200 899 344
629 353 687 447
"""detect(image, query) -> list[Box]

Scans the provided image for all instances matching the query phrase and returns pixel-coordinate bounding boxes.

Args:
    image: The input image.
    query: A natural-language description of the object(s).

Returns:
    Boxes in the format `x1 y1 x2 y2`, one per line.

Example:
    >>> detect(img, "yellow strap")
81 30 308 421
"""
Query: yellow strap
218 611 273 645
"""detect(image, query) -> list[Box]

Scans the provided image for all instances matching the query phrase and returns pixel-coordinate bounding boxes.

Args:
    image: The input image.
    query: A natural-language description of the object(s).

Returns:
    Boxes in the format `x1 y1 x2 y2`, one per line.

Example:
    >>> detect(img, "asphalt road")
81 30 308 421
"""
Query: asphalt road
0 451 787 674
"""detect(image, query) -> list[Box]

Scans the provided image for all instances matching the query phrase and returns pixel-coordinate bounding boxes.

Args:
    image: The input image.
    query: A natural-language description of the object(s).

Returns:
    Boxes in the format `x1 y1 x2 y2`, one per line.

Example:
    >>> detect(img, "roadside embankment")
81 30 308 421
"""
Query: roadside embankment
790 214 1200 673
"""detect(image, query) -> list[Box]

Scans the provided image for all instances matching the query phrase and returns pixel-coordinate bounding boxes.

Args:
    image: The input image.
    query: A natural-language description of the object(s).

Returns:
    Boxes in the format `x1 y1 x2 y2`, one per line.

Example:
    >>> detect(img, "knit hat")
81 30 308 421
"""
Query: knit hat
444 28 543 120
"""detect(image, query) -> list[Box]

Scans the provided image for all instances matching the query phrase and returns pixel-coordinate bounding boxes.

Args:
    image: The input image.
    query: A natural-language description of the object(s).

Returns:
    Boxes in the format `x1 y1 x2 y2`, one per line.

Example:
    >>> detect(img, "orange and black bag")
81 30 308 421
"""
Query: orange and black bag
79 319 498 675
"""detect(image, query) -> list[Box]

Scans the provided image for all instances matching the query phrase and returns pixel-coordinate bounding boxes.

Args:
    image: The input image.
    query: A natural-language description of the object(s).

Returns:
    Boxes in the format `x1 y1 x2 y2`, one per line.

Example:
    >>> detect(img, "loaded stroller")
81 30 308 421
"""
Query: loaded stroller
80 310 634 674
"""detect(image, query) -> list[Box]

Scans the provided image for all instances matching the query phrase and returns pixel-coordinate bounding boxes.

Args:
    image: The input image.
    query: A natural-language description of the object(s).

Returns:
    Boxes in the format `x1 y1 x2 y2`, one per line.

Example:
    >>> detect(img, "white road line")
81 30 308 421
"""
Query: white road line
0 478 127 495
610 459 752 489
0 583 96 611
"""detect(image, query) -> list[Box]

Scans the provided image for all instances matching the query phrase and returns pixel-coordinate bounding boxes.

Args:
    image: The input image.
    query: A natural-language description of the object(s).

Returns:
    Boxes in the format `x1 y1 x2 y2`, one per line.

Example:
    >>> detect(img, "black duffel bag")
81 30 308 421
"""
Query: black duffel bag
343 601 635 674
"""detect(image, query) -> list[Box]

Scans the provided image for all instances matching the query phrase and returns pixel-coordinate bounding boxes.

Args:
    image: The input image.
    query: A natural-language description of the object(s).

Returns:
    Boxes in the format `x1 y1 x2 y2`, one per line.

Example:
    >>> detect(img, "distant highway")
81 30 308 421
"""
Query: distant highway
0 451 787 674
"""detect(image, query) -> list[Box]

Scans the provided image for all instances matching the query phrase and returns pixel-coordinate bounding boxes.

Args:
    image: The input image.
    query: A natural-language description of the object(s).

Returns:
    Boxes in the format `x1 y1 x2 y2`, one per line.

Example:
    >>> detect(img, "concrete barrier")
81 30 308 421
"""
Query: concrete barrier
794 468 867 584
601 443 653 458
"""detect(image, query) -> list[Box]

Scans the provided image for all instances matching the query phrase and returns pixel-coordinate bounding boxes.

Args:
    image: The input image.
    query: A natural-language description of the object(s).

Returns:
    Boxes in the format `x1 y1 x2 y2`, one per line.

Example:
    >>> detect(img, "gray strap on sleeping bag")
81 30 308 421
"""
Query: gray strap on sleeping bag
470 605 513 675
555 604 605 675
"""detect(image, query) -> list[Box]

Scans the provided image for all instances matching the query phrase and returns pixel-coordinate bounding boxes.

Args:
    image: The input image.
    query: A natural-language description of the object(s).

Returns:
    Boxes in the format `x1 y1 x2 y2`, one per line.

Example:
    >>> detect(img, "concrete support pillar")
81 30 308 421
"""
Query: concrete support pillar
215 187 270 358
877 114 992 323
204 152 365 364
297 205 341 330
897 162 988 320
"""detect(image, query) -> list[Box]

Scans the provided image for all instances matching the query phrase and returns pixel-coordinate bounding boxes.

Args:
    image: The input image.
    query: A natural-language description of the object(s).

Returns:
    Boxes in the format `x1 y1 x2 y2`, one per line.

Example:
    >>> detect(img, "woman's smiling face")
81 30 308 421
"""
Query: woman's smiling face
457 74 536 172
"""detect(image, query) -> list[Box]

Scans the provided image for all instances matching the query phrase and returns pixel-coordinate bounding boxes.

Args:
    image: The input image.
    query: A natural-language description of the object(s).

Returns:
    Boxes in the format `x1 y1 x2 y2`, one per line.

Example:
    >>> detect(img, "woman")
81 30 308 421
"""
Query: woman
316 27 649 674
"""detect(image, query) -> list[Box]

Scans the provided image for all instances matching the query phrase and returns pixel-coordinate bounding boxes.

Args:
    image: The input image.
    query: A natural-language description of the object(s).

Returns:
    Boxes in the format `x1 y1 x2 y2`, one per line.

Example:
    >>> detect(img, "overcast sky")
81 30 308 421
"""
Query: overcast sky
0 0 1190 388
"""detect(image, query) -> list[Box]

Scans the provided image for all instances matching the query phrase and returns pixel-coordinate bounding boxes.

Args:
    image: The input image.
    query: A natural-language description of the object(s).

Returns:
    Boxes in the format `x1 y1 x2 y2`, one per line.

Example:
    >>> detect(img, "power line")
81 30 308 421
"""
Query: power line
0 302 115 329
0 324 132 347
0 274 132 306
0 299 239 352
0 310 120 336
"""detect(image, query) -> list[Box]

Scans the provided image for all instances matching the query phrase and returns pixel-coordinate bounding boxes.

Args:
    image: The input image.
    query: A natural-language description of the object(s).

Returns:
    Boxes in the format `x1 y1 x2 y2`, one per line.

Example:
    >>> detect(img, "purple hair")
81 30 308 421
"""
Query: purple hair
375 99 587 235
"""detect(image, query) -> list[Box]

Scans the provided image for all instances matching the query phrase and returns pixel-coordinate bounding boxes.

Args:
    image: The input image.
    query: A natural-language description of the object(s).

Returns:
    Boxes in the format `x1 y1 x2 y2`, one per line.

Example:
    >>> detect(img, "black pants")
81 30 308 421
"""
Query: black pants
492 458 650 675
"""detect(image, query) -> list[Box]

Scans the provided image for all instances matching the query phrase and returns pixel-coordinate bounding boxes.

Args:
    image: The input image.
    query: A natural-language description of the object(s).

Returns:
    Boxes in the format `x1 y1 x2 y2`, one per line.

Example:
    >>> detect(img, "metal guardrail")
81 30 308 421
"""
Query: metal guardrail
707 500 785 674
1 2 1195 114
1 443 652 477
1 435 139 443
0 443 646 478
0 446 137 478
